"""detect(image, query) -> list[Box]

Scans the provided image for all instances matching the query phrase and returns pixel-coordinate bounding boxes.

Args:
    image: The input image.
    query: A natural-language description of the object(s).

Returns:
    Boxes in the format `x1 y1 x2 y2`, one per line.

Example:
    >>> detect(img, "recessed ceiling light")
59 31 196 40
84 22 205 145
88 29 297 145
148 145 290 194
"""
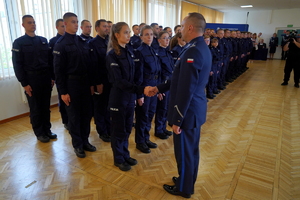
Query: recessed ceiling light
241 5 253 8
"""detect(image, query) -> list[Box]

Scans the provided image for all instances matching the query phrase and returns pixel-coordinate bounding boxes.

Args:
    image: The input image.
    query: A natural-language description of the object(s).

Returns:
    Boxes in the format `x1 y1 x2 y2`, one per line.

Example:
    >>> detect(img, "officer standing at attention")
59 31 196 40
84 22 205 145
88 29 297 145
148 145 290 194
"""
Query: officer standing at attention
145 12 211 198
169 32 186 64
134 25 161 154
129 24 142 51
12 15 57 143
163 27 173 38
216 29 225 90
53 12 96 158
80 20 93 41
107 21 113 35
154 31 174 139
89 19 111 142
106 22 147 171
150 23 160 51
49 19 68 130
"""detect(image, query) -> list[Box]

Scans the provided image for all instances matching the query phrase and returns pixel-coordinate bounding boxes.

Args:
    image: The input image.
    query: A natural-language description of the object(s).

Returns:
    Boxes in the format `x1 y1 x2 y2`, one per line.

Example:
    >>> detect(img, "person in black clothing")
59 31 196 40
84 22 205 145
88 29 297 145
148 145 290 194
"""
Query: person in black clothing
281 37 300 88
80 20 93 41
49 19 68 130
53 12 96 158
12 15 57 143
89 19 112 143
269 33 278 59
150 23 160 51
257 39 267 49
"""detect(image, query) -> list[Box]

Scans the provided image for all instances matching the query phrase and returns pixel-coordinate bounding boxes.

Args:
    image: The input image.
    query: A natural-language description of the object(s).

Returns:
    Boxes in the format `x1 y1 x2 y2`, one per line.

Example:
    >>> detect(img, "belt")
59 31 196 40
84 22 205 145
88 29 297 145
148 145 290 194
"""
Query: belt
26 68 49 75
68 74 87 80
144 74 159 80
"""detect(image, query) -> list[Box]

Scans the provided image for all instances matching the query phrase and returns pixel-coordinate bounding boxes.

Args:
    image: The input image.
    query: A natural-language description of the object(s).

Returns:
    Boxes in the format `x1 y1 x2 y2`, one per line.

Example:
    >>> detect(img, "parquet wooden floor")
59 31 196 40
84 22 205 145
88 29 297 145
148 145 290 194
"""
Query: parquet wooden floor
0 59 300 200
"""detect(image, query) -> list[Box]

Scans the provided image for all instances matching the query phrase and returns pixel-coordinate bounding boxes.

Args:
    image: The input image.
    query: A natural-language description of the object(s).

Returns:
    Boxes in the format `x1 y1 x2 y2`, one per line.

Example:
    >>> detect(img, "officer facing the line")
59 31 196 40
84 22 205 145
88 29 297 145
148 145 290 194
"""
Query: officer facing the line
12 15 56 143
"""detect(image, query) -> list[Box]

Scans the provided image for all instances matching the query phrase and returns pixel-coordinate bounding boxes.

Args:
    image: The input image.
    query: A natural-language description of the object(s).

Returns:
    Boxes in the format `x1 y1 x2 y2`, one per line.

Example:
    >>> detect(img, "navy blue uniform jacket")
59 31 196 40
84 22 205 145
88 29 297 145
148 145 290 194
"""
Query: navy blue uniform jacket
159 36 211 129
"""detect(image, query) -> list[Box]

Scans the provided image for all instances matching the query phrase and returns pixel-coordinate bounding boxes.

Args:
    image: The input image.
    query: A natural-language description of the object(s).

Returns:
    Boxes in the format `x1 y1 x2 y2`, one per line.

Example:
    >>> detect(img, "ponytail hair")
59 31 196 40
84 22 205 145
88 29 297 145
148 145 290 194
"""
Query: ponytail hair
170 32 182 50
107 22 128 56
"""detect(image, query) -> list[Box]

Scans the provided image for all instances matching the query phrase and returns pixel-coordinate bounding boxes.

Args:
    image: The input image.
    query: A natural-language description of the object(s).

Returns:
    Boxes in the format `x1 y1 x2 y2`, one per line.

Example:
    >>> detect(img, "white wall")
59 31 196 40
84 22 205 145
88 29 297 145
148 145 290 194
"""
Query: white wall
223 8 300 59
0 78 58 121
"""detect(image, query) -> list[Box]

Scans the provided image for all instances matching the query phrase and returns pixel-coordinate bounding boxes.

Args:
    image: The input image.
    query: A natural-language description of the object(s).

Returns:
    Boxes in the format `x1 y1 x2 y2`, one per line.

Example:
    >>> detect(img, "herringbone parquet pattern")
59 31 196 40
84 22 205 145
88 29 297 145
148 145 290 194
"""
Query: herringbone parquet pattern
0 60 299 200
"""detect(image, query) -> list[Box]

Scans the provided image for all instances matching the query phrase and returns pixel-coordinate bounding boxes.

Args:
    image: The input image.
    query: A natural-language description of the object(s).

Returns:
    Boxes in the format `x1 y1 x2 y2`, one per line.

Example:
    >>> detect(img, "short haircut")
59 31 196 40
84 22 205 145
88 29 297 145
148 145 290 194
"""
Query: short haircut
107 21 113 24
81 19 90 26
224 29 229 32
158 31 168 38
132 24 139 29
22 15 33 23
159 25 163 28
139 23 146 26
55 19 63 27
205 28 210 31
174 25 181 32
63 12 77 21
217 29 224 33
163 27 171 31
186 12 206 33
204 35 210 39
95 19 106 28
150 23 158 27
211 38 218 43
140 25 153 36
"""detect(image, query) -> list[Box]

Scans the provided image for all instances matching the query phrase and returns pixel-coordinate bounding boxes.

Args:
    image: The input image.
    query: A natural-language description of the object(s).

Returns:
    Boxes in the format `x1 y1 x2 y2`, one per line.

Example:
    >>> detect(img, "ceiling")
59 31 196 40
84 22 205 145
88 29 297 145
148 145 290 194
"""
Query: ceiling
186 0 300 12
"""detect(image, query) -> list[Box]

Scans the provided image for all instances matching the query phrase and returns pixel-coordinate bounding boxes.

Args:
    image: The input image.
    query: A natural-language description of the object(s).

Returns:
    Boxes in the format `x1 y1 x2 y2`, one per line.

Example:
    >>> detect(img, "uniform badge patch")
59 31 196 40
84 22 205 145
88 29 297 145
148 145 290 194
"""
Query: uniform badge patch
187 58 194 63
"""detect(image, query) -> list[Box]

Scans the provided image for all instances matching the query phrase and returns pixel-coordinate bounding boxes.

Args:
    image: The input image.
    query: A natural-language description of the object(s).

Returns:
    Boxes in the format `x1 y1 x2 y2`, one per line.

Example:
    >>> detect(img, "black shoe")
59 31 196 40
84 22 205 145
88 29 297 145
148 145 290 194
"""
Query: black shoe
74 148 86 158
145 140 157 148
206 94 214 99
163 184 191 198
114 161 131 171
171 177 194 194
46 131 57 139
64 124 69 130
136 143 151 153
213 90 220 94
37 135 50 143
295 84 299 88
281 82 288 86
164 130 173 136
99 134 111 142
83 143 96 152
125 157 138 166
155 132 169 139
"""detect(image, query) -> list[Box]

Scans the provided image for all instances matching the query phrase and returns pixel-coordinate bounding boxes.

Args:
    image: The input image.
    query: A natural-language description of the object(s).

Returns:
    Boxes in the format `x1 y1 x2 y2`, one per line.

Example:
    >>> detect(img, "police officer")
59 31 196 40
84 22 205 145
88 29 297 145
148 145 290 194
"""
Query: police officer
89 19 111 142
107 21 113 35
150 23 160 51
53 12 96 158
155 31 174 139
147 12 212 198
223 29 234 84
106 22 147 171
163 27 173 38
216 29 225 90
174 25 181 35
12 15 56 143
129 24 142 51
134 25 161 153
49 19 68 130
169 32 186 64
80 20 93 41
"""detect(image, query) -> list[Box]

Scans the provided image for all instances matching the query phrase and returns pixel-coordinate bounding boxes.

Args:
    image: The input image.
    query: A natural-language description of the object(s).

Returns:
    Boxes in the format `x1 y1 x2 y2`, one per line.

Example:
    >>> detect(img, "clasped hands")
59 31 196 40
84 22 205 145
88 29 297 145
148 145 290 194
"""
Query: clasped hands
144 86 159 97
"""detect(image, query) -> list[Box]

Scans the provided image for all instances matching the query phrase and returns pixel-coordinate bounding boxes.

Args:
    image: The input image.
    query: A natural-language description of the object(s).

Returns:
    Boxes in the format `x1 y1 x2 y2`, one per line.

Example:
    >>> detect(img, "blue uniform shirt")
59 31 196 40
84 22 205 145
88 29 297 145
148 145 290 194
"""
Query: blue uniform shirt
171 44 185 64
167 36 212 128
53 32 95 95
210 46 222 72
129 35 142 51
89 35 109 86
12 34 50 87
158 46 174 83
80 33 93 42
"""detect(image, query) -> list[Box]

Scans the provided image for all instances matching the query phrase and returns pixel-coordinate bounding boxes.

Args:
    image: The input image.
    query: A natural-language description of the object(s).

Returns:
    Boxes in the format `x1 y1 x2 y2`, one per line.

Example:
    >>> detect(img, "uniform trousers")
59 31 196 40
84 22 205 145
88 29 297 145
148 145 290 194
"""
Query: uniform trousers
110 94 135 164
155 91 170 134
220 57 230 86
57 87 68 125
25 71 52 137
174 126 201 195
65 78 93 148
135 94 157 144
93 89 110 137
